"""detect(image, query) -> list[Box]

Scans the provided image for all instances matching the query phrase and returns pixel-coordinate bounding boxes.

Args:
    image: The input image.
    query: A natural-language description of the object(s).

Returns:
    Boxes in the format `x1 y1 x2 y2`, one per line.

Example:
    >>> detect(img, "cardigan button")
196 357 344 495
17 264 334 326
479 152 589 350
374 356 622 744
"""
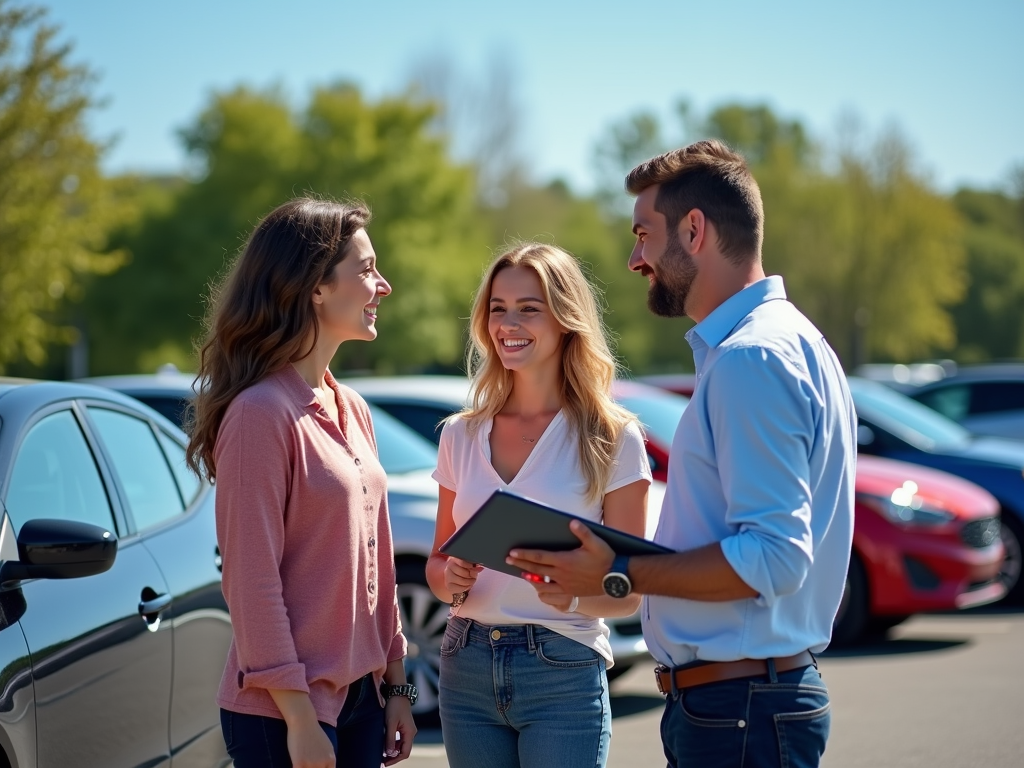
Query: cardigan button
369 537 376 548
368 581 375 593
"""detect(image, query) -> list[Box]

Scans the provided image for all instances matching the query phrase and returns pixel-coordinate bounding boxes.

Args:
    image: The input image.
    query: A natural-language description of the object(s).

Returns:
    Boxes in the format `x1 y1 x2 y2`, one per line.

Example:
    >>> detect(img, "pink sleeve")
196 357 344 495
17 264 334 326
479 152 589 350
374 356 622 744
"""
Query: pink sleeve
215 400 309 694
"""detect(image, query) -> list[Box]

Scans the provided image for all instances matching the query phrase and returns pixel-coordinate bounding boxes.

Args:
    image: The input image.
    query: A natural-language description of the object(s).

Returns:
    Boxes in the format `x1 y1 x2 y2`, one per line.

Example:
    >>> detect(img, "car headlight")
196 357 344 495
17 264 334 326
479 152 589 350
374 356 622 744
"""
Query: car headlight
858 481 956 527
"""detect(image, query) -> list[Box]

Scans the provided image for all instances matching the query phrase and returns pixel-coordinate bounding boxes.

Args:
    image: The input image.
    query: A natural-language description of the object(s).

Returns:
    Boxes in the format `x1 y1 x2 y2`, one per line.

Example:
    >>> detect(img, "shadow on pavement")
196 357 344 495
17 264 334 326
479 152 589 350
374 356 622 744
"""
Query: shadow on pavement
610 693 665 718
820 636 968 658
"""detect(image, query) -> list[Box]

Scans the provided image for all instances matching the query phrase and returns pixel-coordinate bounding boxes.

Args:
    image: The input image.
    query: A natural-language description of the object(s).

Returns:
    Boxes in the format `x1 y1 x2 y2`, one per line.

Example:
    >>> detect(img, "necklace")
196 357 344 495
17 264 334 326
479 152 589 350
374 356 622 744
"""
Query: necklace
522 434 536 444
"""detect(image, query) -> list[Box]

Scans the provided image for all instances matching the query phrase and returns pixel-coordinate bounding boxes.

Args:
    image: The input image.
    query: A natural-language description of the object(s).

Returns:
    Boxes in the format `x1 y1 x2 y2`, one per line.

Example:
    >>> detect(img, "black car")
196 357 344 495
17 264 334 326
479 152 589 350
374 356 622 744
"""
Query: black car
0 378 231 768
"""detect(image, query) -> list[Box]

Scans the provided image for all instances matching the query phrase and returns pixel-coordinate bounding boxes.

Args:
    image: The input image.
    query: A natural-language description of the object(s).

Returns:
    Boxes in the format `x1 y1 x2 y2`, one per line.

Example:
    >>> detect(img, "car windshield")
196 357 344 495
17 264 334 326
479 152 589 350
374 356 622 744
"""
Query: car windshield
848 378 972 451
615 391 689 447
367 404 439 474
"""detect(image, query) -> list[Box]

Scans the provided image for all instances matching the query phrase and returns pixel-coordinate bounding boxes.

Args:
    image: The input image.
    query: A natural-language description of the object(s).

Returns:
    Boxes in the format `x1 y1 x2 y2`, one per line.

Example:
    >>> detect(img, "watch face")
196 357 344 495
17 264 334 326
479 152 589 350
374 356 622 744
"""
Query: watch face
603 573 631 598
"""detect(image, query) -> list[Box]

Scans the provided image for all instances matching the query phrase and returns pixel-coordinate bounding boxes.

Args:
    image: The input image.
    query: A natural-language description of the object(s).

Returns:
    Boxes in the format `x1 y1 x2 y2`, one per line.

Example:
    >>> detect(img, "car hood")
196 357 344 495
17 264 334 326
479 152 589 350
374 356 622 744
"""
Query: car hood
386 469 439 501
952 436 1024 470
856 455 999 519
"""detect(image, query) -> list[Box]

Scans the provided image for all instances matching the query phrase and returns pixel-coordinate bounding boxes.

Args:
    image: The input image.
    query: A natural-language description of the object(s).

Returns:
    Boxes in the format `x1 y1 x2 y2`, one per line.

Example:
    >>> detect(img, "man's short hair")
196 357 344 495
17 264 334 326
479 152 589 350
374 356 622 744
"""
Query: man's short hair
625 139 764 264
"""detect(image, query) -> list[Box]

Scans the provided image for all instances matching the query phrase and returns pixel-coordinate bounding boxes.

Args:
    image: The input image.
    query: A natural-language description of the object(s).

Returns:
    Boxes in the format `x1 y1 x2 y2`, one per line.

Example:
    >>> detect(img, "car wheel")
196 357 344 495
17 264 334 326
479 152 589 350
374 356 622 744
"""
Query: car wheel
396 560 449 725
831 554 869 646
997 514 1024 605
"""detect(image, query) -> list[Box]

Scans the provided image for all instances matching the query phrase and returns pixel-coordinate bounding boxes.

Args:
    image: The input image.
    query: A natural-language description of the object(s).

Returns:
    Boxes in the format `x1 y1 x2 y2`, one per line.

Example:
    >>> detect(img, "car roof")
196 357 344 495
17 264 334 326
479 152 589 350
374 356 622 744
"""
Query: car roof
913 363 1024 389
340 375 471 406
76 370 200 396
0 378 187 437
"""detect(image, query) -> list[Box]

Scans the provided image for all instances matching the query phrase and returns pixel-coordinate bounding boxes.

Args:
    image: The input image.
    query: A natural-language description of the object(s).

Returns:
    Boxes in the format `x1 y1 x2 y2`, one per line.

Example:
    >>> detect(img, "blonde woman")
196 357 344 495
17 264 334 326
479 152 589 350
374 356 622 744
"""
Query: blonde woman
426 243 652 768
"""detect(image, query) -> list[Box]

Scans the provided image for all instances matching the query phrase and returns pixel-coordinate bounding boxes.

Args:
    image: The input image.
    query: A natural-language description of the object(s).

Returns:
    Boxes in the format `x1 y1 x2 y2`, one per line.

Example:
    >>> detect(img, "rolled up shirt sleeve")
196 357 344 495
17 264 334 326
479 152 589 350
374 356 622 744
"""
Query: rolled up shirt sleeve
707 347 818 606
215 401 309 694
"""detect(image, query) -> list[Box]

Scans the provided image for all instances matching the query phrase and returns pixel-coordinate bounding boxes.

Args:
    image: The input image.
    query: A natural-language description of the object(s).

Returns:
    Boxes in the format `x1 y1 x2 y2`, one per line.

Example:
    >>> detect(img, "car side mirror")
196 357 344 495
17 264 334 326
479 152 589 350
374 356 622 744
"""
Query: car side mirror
856 425 876 447
0 518 118 584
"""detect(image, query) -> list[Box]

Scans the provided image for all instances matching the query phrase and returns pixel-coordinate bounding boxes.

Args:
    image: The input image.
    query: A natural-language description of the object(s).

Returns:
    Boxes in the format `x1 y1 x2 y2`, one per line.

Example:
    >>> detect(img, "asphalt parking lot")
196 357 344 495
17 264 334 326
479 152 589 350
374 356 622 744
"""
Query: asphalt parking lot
404 606 1024 767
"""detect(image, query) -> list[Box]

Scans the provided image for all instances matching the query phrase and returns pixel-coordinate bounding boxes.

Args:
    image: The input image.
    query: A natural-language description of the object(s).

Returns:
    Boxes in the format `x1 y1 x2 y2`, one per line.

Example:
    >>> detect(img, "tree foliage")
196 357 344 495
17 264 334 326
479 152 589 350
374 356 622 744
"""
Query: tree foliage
83 84 487 374
589 102 968 369
0 1 123 372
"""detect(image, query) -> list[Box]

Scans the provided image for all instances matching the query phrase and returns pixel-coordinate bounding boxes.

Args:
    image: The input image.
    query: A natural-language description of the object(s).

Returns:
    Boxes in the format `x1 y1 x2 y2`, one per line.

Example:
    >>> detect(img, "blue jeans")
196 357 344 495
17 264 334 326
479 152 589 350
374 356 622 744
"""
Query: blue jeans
661 660 830 768
221 673 385 768
439 615 611 768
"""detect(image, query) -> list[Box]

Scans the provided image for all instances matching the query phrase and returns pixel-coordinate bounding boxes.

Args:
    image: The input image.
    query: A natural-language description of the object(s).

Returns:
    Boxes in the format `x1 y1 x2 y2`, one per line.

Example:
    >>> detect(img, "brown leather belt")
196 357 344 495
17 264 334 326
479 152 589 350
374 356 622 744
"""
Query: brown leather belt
655 651 815 694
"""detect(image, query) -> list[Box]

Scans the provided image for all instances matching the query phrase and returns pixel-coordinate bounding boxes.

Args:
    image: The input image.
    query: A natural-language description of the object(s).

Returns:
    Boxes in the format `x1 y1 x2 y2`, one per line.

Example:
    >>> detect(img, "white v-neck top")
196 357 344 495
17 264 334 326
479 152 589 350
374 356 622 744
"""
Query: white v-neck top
432 411 651 663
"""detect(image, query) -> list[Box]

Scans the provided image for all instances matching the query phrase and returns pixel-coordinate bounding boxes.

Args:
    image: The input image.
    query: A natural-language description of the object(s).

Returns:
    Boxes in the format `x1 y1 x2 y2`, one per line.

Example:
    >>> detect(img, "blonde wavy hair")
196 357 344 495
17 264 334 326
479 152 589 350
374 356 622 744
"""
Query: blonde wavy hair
462 243 638 503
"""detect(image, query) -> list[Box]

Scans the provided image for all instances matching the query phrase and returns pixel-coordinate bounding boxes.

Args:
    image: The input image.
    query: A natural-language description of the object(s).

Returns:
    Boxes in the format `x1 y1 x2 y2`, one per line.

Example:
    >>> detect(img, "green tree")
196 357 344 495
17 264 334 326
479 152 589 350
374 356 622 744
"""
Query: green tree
84 84 487 374
0 1 123 373
592 102 967 368
948 186 1024 361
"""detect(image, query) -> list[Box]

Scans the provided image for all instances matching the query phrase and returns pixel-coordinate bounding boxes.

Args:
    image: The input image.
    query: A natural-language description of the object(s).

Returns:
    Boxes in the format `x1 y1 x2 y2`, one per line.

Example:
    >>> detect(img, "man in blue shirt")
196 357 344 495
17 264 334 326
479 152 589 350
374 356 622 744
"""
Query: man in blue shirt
508 139 856 767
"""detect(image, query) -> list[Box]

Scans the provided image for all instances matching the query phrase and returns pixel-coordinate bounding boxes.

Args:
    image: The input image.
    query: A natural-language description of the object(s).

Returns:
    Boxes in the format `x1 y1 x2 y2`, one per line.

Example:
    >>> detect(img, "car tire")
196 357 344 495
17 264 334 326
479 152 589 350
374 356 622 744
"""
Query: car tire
998 513 1024 605
831 553 869 646
396 560 449 726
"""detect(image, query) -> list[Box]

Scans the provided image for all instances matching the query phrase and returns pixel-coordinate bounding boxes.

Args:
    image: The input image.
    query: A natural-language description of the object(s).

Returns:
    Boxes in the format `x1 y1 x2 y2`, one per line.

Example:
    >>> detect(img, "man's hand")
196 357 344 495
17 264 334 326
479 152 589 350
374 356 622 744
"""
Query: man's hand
383 695 417 765
507 520 615 597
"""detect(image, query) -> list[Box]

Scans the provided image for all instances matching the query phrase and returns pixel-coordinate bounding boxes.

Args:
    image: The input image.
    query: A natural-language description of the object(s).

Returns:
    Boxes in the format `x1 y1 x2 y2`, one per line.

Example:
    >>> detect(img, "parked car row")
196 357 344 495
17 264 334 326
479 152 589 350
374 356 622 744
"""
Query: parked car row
3 361 1015 765
639 371 1024 608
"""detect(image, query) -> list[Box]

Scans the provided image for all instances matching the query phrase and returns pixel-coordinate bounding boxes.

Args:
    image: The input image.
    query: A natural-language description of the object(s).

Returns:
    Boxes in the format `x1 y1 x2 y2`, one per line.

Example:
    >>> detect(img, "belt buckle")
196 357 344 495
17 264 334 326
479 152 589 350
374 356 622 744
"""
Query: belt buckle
654 665 669 695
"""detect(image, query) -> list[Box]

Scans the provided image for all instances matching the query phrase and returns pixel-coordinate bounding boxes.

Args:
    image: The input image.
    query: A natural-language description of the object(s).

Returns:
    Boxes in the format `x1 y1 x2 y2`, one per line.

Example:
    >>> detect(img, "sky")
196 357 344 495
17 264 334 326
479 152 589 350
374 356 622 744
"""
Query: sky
38 0 1024 195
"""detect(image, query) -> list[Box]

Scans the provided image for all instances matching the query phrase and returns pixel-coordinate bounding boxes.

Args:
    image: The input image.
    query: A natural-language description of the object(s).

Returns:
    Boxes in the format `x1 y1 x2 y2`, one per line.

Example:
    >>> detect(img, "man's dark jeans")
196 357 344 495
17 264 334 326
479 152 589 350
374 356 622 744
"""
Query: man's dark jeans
661 662 830 768
221 674 385 768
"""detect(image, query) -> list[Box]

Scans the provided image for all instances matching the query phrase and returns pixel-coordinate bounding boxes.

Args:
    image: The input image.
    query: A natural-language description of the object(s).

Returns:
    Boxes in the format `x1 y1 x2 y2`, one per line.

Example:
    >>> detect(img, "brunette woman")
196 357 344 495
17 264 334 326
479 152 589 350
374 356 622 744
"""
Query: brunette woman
186 197 416 768
426 243 652 768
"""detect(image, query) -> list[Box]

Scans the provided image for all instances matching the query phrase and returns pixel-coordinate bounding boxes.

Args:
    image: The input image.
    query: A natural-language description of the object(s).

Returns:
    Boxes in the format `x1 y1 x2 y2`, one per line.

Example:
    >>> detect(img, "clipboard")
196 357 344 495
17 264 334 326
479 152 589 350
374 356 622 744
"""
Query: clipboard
438 489 672 578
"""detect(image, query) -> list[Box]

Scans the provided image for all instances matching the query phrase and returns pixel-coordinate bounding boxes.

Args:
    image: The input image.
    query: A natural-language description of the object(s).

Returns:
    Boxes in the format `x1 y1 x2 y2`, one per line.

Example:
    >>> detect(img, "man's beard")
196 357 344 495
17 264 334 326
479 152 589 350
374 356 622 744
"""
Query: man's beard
646 233 697 318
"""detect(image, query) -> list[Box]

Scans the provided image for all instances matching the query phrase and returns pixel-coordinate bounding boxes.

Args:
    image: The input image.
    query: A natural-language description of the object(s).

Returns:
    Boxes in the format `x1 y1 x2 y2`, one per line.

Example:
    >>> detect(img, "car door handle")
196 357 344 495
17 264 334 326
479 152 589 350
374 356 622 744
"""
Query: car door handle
139 591 172 622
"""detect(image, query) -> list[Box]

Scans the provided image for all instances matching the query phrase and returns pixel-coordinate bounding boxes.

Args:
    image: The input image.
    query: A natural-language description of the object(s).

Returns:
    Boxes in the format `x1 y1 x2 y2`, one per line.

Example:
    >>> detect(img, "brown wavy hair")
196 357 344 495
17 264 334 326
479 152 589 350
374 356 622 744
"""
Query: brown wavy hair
185 197 370 481
461 243 637 503
625 139 764 264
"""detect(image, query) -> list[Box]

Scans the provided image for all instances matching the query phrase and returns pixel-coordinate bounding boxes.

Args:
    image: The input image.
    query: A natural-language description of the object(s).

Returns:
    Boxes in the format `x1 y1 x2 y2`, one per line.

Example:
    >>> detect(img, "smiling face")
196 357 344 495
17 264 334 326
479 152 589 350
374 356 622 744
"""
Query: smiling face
630 185 698 318
487 266 566 373
313 228 391 344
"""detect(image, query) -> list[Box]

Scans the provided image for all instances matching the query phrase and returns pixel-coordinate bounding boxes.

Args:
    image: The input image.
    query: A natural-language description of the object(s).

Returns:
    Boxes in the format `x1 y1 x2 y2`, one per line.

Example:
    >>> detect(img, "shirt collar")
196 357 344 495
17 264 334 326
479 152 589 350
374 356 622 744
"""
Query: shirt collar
686 275 787 351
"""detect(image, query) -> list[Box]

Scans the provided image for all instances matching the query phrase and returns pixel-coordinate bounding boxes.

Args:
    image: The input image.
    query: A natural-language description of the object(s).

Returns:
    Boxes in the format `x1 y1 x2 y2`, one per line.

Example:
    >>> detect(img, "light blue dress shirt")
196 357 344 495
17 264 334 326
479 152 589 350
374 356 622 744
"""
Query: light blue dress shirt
642 276 857 666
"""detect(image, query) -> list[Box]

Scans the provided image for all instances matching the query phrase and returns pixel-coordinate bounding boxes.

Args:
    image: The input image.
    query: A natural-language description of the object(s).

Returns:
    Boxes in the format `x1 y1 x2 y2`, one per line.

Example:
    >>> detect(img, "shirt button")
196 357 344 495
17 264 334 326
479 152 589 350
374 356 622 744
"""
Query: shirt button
737 720 746 729
490 629 501 640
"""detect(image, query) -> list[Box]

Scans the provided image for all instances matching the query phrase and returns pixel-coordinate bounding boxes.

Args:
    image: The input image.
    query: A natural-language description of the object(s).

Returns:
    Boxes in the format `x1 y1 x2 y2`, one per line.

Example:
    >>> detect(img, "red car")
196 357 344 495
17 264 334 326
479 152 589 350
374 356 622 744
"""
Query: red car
638 374 1006 644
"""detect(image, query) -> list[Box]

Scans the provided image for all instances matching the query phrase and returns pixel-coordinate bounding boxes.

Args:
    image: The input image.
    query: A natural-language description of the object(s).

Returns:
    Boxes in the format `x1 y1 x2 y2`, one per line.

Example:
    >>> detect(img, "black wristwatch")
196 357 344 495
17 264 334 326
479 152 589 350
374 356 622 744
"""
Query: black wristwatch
380 682 418 707
602 555 632 598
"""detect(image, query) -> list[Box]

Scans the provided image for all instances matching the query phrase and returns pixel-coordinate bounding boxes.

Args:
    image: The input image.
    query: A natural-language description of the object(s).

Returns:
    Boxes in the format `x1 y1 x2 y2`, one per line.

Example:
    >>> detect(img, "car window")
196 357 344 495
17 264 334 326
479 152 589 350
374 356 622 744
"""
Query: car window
615 393 688 449
4 410 115 533
848 379 971 451
373 402 457 445
88 407 184 530
156 429 202 506
132 394 190 429
366 405 439 474
916 384 970 421
969 382 1024 415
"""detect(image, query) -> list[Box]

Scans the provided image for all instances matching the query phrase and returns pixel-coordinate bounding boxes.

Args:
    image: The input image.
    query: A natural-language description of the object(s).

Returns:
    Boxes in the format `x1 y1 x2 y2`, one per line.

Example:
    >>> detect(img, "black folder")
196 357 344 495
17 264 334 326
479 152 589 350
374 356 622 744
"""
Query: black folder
439 489 672 578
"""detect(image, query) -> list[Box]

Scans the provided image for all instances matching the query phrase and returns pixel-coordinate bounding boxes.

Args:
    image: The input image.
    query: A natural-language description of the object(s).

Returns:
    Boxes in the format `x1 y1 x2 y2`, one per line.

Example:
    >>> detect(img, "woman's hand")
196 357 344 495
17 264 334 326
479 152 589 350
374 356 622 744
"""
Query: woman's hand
286 716 336 768
268 689 335 768
383 695 417 765
444 556 483 596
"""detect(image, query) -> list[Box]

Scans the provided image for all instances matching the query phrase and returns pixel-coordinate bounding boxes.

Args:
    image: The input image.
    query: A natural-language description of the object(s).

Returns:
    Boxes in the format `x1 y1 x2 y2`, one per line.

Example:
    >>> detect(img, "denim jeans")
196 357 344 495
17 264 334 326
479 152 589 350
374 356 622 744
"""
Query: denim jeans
221 673 385 768
439 615 611 768
660 660 830 768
